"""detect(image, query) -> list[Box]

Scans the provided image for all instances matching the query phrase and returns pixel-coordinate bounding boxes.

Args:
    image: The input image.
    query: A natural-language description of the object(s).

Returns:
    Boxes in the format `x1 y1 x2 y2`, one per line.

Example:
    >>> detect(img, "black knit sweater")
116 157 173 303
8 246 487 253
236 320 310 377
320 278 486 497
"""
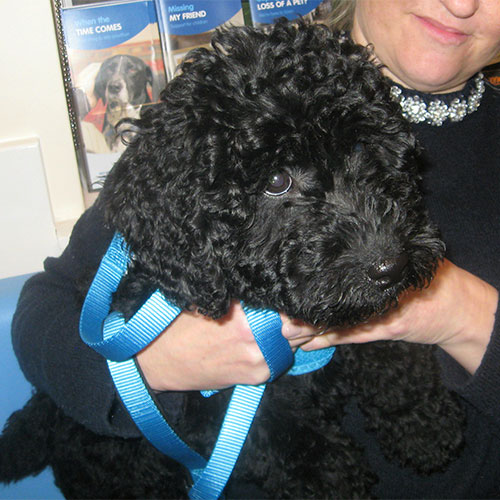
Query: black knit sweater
12 81 500 498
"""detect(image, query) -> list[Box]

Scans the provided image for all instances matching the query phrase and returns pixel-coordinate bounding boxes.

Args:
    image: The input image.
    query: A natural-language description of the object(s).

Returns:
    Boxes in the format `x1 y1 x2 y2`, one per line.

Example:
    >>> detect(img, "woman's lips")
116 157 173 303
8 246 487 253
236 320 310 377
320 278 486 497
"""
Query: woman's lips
415 15 469 45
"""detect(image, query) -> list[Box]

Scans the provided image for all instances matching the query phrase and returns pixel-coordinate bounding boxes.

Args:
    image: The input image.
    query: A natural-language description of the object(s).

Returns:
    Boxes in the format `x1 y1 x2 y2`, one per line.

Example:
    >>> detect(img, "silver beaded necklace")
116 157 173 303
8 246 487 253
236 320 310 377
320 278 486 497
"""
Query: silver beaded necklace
389 73 485 126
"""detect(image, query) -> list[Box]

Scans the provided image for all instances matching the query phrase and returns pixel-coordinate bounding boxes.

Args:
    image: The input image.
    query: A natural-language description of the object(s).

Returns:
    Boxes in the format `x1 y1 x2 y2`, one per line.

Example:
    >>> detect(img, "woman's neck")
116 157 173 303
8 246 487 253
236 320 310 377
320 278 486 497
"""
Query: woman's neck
380 66 467 94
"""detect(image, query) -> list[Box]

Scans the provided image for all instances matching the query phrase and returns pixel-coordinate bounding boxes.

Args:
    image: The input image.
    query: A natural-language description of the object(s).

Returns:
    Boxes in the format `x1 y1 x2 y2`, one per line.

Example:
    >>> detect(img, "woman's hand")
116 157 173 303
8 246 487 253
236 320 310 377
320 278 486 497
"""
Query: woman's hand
301 259 498 375
136 301 316 392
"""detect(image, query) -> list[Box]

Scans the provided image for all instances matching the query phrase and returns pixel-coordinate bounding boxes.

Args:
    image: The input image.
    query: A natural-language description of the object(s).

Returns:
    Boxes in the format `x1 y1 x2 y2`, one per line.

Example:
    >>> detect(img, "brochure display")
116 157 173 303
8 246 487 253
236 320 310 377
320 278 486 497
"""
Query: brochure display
53 0 166 193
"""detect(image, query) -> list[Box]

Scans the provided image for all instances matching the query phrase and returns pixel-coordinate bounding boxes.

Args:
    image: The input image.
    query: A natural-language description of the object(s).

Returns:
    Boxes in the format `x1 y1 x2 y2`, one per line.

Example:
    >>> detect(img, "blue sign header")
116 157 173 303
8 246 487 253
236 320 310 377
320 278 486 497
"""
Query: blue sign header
62 1 157 50
248 0 324 24
156 1 243 36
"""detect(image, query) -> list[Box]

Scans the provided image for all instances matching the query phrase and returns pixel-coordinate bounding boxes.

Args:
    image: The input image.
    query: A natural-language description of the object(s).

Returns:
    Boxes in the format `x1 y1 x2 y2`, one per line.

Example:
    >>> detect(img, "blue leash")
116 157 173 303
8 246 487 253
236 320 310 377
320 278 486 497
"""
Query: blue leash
80 233 335 499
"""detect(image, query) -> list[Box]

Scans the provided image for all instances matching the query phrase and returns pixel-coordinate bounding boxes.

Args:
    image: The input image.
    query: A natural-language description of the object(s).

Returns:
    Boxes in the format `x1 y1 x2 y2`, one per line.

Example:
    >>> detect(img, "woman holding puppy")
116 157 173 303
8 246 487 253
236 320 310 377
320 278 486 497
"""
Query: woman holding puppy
12 0 500 496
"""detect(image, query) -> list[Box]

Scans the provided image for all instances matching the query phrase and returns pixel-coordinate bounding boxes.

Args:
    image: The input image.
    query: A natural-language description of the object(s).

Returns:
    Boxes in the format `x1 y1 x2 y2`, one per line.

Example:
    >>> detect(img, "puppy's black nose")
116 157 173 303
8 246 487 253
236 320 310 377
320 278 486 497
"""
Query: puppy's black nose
368 253 409 288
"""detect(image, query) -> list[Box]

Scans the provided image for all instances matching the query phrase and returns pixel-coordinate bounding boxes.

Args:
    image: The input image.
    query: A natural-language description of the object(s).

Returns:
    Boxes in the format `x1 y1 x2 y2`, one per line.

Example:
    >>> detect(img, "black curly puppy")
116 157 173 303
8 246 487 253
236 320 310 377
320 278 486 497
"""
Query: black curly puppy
1 21 465 499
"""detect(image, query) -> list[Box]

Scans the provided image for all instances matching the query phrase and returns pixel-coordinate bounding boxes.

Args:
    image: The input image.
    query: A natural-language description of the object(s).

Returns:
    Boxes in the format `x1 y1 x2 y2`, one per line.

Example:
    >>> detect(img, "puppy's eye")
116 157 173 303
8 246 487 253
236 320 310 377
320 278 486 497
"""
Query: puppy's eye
265 172 292 196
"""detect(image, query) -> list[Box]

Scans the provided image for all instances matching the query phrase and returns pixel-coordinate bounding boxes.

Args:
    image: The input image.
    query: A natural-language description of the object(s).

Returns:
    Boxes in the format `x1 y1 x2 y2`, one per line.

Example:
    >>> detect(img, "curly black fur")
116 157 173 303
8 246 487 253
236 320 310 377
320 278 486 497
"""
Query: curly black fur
1 20 465 498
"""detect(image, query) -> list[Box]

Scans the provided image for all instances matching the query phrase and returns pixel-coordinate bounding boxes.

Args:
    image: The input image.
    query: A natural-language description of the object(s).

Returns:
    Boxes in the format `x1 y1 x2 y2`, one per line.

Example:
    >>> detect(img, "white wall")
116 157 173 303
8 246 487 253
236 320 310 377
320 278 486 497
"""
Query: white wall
0 1 85 277
0 139 62 278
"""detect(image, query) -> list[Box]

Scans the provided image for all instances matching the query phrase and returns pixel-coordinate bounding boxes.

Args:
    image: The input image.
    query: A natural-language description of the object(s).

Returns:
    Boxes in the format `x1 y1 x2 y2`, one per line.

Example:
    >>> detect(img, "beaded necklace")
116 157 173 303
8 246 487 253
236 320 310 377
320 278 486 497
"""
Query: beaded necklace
390 73 485 126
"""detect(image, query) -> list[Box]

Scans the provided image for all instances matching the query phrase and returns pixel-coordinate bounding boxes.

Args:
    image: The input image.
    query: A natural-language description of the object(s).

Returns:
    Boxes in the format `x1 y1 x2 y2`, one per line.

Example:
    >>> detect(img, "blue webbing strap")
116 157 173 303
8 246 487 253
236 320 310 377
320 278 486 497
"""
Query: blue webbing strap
188 384 266 500
80 232 334 499
242 306 293 382
80 233 182 361
107 357 207 480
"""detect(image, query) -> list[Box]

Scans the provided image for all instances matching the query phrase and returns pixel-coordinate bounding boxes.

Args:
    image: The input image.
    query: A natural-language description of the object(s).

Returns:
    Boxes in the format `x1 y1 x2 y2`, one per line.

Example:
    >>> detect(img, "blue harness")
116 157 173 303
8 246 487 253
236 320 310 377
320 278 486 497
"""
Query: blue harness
80 232 335 499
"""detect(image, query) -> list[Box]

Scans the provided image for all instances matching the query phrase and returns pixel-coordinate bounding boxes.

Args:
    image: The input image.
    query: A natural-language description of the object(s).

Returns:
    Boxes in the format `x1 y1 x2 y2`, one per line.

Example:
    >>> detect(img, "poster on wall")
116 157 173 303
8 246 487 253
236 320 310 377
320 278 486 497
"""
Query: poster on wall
155 0 246 79
248 0 332 26
56 0 166 193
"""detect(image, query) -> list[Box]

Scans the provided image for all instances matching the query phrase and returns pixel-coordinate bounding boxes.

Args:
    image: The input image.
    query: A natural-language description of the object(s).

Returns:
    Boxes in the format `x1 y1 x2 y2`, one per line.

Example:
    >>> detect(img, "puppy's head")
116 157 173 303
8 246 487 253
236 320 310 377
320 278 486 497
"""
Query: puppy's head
99 20 444 327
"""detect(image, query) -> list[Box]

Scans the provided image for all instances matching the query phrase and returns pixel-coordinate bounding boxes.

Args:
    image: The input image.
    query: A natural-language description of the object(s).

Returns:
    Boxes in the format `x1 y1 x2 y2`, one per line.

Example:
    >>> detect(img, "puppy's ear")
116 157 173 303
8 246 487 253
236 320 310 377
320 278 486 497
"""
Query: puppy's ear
98 137 233 319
